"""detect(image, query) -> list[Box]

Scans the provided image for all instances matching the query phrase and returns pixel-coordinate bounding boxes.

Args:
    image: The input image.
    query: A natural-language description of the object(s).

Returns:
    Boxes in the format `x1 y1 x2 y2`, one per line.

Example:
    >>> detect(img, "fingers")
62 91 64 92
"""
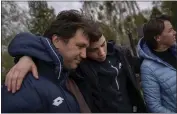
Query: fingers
5 66 22 93
5 56 38 93
11 71 20 93
31 64 39 79
5 68 12 87
7 68 15 92
16 71 24 91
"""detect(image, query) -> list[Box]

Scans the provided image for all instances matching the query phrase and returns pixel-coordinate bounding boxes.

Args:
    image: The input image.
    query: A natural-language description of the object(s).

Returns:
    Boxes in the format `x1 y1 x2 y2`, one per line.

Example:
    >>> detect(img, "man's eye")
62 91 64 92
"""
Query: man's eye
77 44 86 49
101 43 105 47
78 46 83 49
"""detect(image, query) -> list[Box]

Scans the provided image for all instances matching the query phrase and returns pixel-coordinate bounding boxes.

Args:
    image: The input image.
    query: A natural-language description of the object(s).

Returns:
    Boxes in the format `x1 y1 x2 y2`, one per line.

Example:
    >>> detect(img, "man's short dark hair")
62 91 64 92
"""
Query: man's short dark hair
43 10 100 43
143 15 171 49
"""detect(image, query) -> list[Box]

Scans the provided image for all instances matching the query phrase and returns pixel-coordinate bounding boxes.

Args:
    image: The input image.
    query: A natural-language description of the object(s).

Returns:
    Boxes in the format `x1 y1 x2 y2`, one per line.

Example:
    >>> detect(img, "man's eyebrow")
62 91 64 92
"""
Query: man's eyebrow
76 43 88 47
101 40 106 46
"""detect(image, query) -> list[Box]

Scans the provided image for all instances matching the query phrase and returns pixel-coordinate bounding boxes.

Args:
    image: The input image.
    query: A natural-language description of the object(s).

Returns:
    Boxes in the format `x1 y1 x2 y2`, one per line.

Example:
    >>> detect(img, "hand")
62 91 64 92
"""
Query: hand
5 56 38 93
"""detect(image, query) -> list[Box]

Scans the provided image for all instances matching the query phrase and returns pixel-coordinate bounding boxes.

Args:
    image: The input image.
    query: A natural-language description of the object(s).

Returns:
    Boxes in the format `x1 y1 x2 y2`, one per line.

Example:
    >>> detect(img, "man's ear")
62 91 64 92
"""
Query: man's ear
155 35 161 42
52 35 60 48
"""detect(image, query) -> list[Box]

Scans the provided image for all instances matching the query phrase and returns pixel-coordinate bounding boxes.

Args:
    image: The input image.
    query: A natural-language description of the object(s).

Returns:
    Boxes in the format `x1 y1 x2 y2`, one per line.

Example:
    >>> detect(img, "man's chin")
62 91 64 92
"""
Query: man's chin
98 57 106 62
71 64 79 70
64 64 78 70
172 39 177 44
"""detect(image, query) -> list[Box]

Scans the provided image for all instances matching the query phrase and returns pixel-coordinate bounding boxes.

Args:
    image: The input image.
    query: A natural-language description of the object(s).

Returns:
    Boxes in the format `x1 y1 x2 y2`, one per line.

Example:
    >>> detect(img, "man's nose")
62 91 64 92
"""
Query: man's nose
98 47 105 57
80 48 87 59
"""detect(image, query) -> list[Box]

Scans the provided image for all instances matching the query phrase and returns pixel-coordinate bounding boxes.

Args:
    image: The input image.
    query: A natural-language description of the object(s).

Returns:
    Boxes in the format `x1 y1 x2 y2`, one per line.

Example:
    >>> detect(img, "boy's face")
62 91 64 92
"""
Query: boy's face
87 35 107 62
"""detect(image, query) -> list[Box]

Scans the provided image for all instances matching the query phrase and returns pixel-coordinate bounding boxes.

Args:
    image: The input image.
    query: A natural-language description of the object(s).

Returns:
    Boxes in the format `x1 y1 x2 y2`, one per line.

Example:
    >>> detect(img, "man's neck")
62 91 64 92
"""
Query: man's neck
154 48 168 52
154 45 169 52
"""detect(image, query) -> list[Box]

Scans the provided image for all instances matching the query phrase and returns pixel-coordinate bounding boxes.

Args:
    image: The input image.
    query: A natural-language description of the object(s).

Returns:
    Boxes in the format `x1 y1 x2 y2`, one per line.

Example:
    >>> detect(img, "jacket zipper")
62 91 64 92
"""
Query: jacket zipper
109 61 119 90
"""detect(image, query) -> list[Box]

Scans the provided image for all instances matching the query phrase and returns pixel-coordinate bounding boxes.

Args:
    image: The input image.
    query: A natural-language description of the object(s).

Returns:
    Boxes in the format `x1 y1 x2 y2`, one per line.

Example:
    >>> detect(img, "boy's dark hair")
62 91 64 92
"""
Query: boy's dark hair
88 20 102 42
143 15 171 49
43 10 101 43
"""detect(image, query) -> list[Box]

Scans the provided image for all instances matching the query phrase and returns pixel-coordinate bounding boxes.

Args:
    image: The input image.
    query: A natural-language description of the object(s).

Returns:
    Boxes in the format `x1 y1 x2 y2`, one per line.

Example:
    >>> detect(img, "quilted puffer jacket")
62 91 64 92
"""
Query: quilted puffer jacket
137 38 176 113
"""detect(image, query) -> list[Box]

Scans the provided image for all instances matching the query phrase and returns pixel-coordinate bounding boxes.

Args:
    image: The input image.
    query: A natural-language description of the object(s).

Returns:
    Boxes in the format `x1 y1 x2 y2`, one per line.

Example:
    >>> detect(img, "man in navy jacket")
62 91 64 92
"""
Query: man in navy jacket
1 10 97 113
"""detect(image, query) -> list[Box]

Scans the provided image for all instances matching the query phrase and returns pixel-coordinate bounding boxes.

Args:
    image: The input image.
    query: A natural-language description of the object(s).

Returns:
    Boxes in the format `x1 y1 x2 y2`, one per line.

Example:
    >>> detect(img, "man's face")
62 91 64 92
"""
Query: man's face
87 35 107 62
53 29 89 70
157 20 176 47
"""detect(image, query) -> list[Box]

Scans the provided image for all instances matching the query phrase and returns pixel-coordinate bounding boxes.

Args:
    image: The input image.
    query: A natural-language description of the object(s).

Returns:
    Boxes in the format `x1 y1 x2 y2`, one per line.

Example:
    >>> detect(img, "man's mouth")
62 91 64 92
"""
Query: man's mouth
75 59 81 64
100 56 106 61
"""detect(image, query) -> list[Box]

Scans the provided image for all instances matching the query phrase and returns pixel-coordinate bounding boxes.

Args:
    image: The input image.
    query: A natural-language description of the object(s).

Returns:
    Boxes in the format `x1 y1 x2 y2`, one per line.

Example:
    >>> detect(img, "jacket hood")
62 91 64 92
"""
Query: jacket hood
137 38 177 69
8 32 64 80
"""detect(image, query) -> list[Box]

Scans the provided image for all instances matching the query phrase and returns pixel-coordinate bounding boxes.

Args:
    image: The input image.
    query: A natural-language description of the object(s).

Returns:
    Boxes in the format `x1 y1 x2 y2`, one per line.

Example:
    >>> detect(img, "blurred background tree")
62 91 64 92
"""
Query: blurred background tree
161 1 177 31
28 1 56 35
82 1 148 55
1 1 56 81
1 1 30 81
82 1 148 47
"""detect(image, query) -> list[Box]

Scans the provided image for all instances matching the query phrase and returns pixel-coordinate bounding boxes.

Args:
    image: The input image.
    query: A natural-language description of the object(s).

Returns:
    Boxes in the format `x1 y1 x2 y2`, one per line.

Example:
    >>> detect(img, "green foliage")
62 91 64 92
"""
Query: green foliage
123 12 148 45
82 1 149 47
150 6 162 19
1 1 56 82
2 1 29 46
161 1 177 30
1 52 14 82
28 1 56 35
1 33 21 82
133 13 148 26
1 1 28 82
99 22 117 41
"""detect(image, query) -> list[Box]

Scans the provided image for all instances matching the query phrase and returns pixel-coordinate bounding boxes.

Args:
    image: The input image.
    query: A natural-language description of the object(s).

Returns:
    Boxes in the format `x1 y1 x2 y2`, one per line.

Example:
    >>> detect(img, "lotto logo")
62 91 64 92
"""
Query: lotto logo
53 96 64 106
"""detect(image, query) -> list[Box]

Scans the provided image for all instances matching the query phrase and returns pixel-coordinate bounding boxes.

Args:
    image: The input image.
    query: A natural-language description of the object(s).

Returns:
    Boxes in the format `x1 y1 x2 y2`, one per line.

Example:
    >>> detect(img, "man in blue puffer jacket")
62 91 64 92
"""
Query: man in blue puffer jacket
137 15 177 113
1 10 97 113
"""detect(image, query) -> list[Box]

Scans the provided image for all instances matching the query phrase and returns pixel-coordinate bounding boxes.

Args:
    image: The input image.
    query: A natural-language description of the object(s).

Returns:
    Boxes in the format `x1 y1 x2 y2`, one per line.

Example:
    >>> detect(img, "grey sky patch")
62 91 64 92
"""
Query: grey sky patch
16 1 152 14
48 1 82 14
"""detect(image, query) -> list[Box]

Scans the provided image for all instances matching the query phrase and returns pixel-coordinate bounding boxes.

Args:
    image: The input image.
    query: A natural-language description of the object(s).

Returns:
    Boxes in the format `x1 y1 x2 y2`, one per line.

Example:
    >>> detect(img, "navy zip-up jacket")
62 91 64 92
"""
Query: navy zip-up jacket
1 32 80 113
